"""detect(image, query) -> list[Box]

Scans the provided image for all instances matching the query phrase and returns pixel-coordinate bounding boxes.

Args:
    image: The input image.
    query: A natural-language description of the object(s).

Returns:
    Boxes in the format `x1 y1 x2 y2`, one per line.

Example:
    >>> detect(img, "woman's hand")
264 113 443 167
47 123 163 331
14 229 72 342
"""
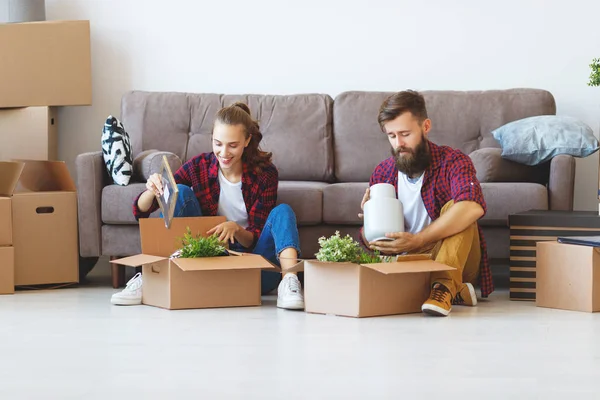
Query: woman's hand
207 221 240 244
146 173 164 196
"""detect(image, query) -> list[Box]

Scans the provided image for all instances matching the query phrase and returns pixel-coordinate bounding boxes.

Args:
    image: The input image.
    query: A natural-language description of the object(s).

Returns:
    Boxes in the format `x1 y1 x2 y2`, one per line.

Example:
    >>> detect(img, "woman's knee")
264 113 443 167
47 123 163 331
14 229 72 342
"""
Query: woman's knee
176 184 194 199
271 203 295 219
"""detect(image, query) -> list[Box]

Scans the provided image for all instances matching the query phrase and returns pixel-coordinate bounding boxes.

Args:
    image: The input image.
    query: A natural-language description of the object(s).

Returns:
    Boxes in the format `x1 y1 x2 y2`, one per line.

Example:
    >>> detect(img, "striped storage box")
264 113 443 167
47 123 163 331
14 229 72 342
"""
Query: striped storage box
508 210 600 301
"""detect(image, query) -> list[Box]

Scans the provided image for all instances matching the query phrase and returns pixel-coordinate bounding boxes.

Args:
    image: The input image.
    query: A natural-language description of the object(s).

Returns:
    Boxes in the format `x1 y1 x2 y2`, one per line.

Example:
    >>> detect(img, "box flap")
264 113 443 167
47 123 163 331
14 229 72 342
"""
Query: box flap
13 160 76 193
0 161 24 196
140 216 227 257
228 250 282 271
109 254 167 267
171 253 276 272
361 259 455 274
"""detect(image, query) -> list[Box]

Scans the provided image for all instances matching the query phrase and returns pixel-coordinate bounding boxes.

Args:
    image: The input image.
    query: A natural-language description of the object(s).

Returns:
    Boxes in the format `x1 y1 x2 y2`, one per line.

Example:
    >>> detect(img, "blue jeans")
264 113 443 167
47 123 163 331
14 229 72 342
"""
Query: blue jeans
171 184 301 295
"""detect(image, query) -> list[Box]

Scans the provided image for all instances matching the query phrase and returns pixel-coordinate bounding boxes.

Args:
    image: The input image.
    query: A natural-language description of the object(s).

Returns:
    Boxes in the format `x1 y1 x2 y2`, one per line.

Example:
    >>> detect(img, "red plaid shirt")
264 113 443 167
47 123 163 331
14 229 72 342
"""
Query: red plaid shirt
133 153 278 249
369 141 494 298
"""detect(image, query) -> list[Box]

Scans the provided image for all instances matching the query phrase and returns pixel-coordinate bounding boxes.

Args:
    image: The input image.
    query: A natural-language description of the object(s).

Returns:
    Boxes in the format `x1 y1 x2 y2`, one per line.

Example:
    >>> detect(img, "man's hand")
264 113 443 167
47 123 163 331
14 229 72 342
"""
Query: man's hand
358 188 370 219
369 232 424 255
207 221 240 244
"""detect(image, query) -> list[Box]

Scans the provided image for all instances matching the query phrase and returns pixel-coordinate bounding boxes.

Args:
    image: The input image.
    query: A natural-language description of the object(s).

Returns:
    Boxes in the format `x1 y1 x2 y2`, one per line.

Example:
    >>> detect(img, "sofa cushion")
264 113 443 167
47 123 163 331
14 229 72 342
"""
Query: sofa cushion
132 150 182 182
480 182 548 226
102 183 160 224
277 181 328 226
333 89 556 182
469 148 549 184
492 115 599 165
323 183 369 224
101 115 133 186
120 91 335 182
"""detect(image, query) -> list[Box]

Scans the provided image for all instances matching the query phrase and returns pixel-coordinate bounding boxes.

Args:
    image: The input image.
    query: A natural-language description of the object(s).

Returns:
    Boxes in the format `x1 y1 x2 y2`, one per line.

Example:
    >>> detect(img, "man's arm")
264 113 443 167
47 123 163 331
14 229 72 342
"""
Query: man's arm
370 154 486 254
413 200 483 246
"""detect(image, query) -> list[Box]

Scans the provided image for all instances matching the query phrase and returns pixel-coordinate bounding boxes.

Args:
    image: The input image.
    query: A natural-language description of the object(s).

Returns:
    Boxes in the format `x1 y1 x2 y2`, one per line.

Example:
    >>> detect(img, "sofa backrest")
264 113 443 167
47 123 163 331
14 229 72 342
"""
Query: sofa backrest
121 91 335 182
332 88 556 182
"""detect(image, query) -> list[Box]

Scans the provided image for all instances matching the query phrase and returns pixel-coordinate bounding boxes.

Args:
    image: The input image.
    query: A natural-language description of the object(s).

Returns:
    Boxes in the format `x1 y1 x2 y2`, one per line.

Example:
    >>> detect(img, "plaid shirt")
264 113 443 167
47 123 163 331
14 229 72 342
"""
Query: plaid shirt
369 141 494 298
133 153 278 249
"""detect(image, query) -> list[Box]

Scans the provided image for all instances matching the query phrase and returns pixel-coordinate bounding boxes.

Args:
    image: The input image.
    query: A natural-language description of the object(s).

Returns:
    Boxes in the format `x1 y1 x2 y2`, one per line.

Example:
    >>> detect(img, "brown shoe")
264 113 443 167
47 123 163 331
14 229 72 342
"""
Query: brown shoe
453 283 478 306
421 283 452 317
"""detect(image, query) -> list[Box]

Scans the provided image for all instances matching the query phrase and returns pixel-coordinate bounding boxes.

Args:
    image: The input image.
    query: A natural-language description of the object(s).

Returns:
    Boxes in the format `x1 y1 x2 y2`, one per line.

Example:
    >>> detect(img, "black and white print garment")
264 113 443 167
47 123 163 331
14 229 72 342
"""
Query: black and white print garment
101 115 133 186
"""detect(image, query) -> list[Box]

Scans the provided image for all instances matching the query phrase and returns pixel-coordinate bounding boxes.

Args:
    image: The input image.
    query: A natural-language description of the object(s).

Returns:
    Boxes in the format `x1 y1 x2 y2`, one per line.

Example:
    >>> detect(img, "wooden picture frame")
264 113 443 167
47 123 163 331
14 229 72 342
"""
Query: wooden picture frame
156 155 179 228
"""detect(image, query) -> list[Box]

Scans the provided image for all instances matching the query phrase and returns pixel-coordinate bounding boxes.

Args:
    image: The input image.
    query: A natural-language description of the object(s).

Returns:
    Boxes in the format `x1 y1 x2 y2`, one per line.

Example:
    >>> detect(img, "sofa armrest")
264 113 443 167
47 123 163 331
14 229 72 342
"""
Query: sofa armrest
132 150 183 182
75 151 108 257
548 155 576 211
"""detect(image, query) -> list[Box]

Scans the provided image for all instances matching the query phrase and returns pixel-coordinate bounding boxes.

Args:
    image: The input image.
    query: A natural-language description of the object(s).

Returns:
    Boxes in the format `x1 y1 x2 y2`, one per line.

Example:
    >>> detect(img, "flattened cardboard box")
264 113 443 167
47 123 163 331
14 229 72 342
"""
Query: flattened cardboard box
0 107 57 161
298 255 455 318
11 160 78 286
111 217 278 310
537 241 600 313
0 20 92 107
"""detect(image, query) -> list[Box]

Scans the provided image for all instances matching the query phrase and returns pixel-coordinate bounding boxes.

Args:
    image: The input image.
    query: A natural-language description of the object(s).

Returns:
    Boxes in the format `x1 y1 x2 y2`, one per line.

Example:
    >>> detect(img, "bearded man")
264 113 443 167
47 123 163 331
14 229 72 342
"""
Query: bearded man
360 90 494 316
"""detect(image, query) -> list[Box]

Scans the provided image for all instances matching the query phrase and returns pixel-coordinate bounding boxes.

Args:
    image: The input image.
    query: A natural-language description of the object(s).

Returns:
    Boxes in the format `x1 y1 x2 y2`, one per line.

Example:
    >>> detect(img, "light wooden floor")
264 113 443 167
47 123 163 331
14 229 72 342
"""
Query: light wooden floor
1 259 599 399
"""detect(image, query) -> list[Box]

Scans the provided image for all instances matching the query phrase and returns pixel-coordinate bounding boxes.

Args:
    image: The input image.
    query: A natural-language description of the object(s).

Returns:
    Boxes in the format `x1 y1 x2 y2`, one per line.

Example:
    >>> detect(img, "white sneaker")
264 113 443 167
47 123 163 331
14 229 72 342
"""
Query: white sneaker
277 273 305 310
111 272 142 306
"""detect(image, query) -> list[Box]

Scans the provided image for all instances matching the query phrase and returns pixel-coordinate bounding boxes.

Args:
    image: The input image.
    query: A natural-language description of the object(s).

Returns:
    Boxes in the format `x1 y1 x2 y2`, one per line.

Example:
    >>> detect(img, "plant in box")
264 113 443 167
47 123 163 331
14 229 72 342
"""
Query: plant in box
315 231 393 264
175 228 228 258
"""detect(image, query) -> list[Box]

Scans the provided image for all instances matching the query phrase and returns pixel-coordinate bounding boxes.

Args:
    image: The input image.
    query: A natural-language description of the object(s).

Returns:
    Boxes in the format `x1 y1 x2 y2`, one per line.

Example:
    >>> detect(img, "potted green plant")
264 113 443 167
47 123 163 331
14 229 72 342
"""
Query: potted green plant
315 231 393 264
177 228 228 258
588 58 600 87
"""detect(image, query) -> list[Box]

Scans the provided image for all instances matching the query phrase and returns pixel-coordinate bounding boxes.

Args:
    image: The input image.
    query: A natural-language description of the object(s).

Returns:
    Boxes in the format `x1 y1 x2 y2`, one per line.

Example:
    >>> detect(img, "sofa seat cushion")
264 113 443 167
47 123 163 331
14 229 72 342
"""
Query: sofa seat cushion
480 182 548 226
323 183 369 225
102 183 160 224
277 181 328 226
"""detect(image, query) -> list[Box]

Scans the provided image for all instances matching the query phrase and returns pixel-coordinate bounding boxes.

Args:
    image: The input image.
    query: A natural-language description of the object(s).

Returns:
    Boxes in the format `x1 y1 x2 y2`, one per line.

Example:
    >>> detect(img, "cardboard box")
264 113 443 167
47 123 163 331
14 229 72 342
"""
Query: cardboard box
0 20 92 107
508 210 600 301
0 246 14 294
536 241 600 313
0 161 25 246
0 107 57 161
301 256 454 318
11 160 78 286
111 217 278 310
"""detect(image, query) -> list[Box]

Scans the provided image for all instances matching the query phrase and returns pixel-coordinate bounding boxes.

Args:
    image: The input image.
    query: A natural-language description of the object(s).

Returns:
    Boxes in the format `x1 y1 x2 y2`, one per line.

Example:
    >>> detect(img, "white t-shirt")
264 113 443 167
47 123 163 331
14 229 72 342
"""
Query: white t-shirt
217 169 249 229
397 172 432 234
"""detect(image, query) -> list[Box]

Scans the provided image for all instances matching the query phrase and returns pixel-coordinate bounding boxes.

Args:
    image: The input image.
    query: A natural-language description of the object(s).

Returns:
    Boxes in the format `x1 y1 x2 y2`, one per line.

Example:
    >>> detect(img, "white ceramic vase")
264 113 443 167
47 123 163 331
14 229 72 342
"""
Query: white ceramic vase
363 183 404 242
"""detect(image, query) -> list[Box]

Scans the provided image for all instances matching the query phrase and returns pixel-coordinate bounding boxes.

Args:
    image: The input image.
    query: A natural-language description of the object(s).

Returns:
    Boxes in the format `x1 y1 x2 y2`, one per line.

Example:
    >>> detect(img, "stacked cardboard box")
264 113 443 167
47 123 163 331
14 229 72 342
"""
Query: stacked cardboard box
0 20 92 289
0 161 79 290
0 20 92 161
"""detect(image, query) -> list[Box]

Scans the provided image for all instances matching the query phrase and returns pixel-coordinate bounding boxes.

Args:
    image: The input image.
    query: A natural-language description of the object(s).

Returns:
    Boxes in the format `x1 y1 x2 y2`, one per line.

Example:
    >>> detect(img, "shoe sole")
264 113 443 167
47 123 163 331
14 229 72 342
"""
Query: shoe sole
465 283 478 306
277 299 305 310
421 303 450 316
111 298 142 306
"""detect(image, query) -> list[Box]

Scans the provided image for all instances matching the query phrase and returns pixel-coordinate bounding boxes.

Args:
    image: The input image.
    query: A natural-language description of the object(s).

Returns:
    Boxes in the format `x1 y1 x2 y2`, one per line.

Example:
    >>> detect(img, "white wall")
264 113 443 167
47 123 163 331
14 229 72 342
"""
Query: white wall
46 0 600 210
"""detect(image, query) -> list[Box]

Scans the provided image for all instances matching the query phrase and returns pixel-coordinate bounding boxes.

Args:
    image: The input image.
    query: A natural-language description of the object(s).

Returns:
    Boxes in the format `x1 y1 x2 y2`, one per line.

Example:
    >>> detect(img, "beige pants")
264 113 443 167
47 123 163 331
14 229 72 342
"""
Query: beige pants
412 201 481 298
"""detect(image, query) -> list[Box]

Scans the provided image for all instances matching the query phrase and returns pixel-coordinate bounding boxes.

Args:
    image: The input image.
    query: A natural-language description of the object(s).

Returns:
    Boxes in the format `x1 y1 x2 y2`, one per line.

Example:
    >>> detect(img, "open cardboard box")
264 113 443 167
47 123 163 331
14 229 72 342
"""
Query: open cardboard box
111 216 279 310
11 160 78 286
286 254 455 318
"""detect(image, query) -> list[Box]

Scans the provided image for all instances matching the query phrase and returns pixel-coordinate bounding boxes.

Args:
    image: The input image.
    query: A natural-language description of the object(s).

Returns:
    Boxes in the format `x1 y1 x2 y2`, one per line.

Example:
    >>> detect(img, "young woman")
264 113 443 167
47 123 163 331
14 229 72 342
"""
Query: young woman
111 102 304 310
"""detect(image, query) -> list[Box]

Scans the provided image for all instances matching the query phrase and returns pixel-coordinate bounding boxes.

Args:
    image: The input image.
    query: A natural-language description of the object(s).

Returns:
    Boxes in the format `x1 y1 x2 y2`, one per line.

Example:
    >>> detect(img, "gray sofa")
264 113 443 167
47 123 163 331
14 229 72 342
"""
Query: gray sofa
76 88 575 287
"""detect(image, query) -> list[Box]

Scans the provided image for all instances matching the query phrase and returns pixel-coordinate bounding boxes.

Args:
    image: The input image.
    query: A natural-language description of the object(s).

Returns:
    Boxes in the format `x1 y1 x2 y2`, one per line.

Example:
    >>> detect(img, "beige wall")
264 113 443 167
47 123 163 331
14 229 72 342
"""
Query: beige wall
46 0 600 211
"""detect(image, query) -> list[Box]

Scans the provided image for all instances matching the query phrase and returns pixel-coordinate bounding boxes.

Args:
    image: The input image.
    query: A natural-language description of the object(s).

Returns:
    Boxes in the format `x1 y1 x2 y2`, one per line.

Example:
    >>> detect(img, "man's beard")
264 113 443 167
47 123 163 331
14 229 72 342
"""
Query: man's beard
392 138 432 177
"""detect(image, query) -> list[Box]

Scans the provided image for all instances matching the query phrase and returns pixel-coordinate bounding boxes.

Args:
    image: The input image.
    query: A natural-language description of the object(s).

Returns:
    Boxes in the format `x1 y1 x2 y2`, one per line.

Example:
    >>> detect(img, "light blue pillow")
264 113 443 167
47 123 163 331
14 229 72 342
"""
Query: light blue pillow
491 115 599 165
